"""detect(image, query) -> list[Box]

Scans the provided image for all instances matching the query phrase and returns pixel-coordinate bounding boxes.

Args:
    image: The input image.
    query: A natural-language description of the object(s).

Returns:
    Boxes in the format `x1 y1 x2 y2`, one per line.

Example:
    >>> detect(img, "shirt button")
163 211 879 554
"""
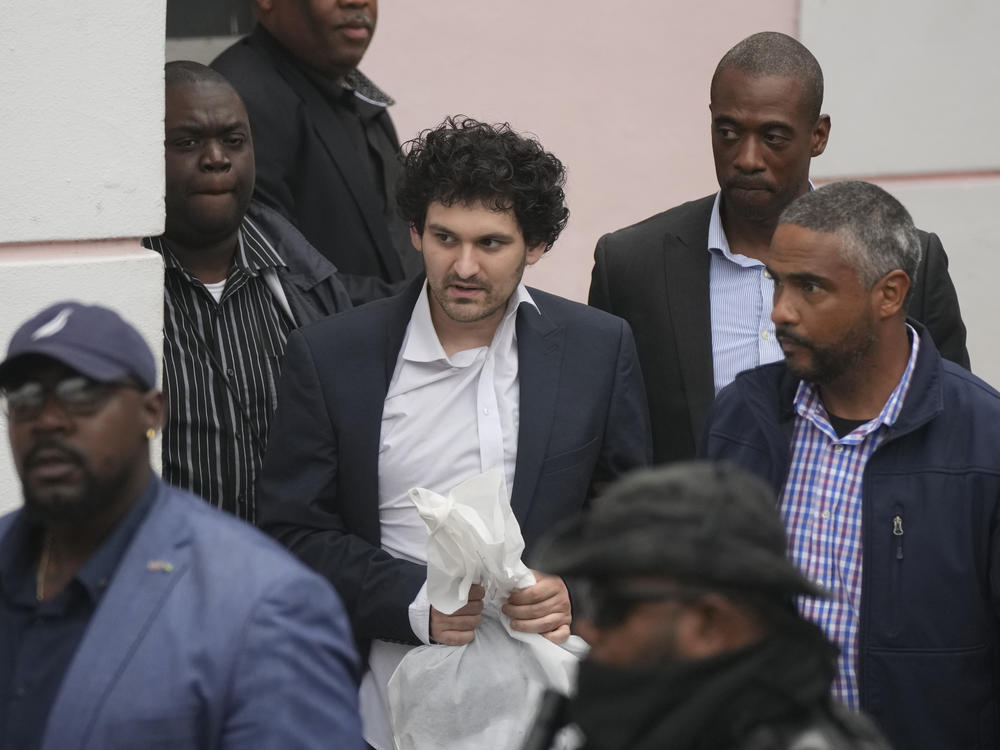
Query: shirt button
226 368 235 377
761 330 770 340
483 408 490 415
821 510 831 520
763 269 772 279
833 445 844 454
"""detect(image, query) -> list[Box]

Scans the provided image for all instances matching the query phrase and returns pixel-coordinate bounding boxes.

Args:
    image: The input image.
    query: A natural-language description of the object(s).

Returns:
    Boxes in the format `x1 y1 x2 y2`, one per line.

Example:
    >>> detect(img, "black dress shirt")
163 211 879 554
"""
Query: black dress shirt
145 217 292 522
0 481 155 749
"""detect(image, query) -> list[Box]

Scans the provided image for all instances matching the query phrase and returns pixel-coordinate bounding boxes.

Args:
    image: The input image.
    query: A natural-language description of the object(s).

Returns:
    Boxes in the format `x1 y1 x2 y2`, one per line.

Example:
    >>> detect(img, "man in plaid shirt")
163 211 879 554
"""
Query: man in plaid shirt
702 180 1000 750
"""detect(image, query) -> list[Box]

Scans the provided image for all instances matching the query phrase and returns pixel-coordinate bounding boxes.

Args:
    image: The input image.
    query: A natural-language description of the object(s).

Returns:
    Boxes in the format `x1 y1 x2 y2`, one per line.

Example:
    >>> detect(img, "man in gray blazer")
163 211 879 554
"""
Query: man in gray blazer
0 302 363 750
590 31 968 465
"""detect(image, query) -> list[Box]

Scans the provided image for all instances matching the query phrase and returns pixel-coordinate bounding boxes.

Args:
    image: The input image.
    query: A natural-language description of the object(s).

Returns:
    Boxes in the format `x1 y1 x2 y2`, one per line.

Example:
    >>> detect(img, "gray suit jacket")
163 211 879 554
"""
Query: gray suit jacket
0 479 364 750
589 194 970 464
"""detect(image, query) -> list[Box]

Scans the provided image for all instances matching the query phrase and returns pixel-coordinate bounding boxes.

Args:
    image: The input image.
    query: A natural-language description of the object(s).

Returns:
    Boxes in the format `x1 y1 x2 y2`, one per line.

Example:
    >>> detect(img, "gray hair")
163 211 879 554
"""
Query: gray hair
712 31 824 122
779 181 922 303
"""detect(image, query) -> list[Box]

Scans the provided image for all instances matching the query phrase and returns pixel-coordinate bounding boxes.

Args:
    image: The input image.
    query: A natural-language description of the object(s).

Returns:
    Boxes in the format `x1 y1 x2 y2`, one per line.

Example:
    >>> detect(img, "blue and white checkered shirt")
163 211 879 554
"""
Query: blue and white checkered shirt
781 326 920 709
707 192 784 393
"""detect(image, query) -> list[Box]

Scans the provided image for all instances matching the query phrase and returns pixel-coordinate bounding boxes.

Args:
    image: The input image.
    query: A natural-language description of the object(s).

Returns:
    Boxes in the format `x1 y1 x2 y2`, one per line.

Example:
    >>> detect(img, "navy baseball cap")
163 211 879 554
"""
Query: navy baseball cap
0 302 157 390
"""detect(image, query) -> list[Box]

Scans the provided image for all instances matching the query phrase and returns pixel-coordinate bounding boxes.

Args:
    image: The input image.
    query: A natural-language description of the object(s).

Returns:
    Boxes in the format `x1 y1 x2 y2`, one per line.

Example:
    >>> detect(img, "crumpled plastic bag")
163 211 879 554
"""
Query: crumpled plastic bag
387 469 587 750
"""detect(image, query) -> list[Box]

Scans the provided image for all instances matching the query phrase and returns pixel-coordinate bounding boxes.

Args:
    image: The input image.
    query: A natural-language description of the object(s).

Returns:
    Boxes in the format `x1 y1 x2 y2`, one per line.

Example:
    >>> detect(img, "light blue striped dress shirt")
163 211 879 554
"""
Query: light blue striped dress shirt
707 192 784 393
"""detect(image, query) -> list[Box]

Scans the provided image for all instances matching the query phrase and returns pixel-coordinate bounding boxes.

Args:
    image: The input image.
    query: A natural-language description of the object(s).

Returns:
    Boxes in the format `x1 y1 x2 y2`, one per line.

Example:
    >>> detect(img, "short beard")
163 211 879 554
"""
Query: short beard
21 442 130 530
780 316 877 386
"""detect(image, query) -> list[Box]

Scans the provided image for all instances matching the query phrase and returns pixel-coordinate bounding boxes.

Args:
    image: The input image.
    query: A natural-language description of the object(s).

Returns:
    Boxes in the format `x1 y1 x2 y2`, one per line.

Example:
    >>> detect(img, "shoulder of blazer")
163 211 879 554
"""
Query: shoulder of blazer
212 28 292 97
295 275 422 358
528 286 626 334
600 194 716 252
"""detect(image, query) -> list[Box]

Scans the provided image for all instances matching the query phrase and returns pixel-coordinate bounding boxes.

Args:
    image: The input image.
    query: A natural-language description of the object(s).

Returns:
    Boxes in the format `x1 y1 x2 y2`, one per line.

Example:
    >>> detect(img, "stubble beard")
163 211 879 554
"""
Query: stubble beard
783 315 878 386
21 448 131 530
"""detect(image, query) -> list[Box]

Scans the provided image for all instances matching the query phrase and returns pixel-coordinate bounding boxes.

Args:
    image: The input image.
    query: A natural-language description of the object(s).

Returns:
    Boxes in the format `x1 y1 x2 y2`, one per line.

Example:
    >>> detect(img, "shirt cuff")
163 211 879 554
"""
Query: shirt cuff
407 581 431 645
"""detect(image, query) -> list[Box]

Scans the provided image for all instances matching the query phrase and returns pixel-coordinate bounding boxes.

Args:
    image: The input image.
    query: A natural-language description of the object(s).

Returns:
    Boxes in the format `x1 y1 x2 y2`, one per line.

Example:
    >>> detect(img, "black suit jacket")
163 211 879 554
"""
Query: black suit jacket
589 194 970 465
213 26 421 304
257 278 651 650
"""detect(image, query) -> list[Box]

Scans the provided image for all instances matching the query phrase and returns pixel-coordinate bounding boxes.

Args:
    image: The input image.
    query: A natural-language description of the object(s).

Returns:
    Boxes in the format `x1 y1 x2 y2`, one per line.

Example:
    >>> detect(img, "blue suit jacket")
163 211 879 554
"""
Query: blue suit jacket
257 278 652 649
0 479 364 750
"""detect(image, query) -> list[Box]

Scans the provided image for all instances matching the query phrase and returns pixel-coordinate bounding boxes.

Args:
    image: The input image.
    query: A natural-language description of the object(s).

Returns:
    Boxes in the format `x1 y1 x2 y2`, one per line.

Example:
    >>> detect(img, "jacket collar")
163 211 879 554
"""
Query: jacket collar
741 320 945 442
662 195 716 435
41 478 193 750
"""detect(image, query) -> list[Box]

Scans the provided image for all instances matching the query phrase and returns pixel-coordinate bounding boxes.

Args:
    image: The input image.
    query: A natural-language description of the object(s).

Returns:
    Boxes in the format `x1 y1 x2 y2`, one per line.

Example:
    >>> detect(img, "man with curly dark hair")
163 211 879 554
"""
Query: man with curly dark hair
256 116 652 749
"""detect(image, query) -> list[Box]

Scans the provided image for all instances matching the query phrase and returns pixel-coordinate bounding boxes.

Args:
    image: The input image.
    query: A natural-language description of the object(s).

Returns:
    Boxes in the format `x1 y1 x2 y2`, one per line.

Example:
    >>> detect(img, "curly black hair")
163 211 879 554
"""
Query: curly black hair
396 116 569 252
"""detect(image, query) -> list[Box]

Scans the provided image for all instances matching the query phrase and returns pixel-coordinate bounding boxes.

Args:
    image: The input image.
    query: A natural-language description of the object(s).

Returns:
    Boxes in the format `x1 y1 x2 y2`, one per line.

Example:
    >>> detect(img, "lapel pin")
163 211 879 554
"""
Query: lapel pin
147 560 174 573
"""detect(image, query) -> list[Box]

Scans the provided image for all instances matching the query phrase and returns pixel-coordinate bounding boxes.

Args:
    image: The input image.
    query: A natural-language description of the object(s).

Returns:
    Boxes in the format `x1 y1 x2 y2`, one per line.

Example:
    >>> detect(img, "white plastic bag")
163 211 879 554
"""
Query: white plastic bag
387 469 586 750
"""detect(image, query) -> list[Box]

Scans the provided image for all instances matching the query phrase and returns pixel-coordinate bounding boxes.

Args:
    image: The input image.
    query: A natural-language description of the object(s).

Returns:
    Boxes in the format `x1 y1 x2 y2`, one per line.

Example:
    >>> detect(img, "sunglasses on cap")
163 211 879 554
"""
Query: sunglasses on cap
1 376 143 422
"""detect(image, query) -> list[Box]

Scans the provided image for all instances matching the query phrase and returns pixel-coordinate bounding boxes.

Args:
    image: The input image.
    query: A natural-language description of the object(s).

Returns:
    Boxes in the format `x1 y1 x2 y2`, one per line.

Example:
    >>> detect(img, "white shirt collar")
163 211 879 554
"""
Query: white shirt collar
401 282 538 365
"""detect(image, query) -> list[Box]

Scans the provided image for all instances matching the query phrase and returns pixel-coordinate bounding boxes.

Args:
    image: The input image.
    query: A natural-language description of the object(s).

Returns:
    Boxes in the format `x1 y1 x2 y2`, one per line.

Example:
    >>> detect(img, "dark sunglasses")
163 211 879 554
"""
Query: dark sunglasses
1 376 142 421
572 578 710 629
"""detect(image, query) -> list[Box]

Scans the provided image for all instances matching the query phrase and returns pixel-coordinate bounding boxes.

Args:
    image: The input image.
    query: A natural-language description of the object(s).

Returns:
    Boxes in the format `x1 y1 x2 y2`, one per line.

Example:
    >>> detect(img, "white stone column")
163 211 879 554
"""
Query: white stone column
0 0 167 513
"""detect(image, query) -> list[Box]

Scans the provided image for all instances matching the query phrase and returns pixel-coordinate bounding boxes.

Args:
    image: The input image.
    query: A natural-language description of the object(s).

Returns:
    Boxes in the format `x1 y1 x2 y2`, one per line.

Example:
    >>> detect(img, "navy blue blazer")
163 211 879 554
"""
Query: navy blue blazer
257 278 652 649
0 479 364 750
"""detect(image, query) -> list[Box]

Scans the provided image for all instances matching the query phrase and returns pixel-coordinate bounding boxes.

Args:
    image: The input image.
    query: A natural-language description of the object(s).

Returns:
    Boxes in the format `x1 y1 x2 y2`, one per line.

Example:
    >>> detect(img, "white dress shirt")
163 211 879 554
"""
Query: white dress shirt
360 282 536 750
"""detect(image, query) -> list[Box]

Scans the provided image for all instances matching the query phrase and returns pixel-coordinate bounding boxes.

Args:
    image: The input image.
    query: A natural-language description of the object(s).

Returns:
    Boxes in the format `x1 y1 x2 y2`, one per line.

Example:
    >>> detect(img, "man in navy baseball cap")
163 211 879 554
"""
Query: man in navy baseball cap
0 301 366 749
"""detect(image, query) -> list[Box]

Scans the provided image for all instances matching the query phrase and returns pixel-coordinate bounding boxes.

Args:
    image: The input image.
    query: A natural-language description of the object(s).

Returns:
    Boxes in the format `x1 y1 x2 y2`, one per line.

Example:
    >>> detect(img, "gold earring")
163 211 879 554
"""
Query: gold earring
146 428 156 440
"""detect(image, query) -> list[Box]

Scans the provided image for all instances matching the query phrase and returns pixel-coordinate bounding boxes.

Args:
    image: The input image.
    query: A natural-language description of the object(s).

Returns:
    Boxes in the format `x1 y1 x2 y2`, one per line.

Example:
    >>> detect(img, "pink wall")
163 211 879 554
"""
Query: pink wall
363 1 799 301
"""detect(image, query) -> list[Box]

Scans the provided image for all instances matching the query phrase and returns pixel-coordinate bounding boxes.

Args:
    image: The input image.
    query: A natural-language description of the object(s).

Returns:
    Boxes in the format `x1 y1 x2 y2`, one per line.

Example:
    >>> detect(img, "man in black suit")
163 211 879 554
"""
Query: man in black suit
213 0 422 304
589 31 968 465
257 117 650 749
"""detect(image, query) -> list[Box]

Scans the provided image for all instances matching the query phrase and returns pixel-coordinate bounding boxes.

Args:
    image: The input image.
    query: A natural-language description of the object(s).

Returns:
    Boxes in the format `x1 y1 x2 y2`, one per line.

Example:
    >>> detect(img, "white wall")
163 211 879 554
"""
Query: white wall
0 1 167 513
802 0 1000 178
885 179 1000 386
801 0 1000 387
0 1 165 242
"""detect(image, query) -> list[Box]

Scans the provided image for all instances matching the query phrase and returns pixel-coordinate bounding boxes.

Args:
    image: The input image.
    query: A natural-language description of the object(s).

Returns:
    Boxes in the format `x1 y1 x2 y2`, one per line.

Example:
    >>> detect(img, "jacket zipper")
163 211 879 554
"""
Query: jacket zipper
892 514 904 560
887 509 905 639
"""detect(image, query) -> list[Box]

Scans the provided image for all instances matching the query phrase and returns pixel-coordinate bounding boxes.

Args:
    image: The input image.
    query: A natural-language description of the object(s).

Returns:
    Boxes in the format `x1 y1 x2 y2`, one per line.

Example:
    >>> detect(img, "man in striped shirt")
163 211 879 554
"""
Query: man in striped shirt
144 61 350 522
702 181 1000 750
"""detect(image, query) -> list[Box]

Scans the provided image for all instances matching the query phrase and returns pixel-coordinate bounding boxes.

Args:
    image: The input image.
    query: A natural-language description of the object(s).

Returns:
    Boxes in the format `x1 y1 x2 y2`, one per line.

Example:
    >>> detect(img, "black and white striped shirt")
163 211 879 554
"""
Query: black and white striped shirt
145 218 292 522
